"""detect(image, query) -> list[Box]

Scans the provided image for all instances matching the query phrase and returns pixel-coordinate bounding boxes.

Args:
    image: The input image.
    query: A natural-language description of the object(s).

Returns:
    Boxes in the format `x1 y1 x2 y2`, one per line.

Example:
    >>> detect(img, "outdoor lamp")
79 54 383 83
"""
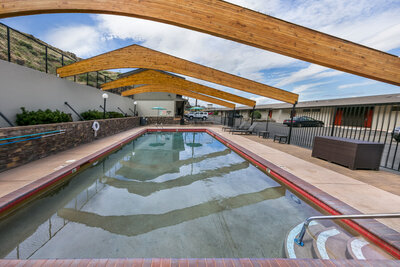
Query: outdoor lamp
133 101 138 116
102 93 108 119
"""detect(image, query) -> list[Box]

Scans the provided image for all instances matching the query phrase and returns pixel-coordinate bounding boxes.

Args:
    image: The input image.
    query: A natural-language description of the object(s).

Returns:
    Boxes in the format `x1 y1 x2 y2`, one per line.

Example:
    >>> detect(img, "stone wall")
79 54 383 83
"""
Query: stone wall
0 117 140 172
145 116 180 125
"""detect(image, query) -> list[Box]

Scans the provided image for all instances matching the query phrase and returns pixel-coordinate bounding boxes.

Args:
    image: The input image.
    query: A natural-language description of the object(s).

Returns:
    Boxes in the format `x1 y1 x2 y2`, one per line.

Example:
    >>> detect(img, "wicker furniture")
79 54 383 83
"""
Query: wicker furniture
312 136 384 170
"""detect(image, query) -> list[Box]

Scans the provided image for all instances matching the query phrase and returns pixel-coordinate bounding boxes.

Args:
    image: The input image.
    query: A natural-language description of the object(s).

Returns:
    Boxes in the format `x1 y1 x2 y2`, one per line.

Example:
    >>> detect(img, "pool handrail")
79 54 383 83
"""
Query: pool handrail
294 213 400 246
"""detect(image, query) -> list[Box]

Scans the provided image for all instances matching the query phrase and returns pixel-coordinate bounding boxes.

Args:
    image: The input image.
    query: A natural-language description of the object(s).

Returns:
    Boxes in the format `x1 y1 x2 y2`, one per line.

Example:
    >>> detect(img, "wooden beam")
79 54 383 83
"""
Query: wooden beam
122 85 235 109
57 45 298 104
1 1 399 86
102 69 256 107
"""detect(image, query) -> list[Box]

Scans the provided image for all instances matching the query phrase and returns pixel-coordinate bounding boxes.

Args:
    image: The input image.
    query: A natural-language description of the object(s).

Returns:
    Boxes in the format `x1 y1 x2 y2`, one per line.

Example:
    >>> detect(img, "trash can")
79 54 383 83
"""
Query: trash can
393 126 400 142
140 117 147 126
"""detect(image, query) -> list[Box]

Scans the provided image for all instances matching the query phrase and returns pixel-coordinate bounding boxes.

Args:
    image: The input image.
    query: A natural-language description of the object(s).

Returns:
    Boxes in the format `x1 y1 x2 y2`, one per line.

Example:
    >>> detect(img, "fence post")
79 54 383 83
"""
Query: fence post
331 107 338 136
86 73 89 85
61 54 64 66
45 46 48 73
7 26 11 62
96 71 99 88
288 102 297 144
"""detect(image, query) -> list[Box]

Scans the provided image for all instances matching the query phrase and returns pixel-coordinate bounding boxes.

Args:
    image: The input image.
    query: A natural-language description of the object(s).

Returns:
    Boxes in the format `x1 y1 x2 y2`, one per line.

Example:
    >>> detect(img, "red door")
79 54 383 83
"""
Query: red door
334 109 343 125
364 108 373 128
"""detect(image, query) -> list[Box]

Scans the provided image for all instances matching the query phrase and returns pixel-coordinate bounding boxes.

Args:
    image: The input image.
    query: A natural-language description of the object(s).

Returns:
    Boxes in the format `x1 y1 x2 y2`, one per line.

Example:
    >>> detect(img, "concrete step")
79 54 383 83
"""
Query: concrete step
285 221 322 259
312 227 352 260
346 237 394 260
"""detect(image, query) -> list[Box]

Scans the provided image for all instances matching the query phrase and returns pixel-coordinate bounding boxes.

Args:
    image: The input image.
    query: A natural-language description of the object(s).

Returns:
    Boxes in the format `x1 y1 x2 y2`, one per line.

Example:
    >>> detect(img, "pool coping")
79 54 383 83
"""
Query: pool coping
0 127 399 259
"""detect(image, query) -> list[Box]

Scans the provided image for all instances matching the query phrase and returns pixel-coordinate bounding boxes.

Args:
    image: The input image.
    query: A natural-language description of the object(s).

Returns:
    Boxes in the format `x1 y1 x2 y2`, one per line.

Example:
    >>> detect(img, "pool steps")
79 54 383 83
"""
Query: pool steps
285 222 393 260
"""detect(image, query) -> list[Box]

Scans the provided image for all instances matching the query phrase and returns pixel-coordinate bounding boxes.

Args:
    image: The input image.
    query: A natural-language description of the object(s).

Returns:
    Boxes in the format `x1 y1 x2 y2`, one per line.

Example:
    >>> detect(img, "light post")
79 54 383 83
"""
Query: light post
102 93 108 119
133 101 137 116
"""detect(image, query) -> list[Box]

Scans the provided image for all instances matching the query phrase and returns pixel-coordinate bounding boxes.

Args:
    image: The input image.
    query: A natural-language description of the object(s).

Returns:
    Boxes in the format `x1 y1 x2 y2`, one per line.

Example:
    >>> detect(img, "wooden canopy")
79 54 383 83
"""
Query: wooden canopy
57 45 297 104
1 0 399 86
102 69 256 107
122 85 235 109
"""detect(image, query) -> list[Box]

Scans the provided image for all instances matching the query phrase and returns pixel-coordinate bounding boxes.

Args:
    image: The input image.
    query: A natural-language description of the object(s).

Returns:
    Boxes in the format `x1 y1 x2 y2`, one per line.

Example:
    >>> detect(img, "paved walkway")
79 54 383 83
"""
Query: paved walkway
1 125 399 233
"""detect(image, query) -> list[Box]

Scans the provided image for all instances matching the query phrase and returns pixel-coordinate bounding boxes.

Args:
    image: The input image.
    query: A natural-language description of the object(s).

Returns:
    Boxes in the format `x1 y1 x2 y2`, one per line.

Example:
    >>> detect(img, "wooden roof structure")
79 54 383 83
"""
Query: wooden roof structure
122 85 235 109
101 69 256 107
56 45 298 104
1 0 399 86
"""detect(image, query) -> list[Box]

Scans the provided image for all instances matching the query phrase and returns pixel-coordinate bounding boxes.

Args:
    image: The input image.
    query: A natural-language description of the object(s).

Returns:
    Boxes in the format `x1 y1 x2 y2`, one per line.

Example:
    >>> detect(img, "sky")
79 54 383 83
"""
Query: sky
1 0 400 107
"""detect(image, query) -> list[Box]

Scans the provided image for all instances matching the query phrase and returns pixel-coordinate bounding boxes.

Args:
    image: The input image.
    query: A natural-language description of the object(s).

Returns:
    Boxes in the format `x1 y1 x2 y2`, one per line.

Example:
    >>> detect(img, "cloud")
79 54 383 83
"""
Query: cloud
276 65 342 87
338 81 377 89
44 25 104 57
292 82 331 94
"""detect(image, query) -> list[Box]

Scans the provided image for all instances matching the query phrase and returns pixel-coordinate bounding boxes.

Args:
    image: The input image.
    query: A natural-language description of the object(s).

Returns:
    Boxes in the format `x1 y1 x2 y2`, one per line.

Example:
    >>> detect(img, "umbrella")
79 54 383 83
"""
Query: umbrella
152 107 166 125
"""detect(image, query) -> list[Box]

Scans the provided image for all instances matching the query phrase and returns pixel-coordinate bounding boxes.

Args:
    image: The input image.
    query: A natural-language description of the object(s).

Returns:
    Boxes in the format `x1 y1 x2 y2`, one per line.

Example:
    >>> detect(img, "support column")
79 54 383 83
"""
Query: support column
251 106 256 125
288 102 297 144
232 107 236 128
331 107 338 136
7 26 11 62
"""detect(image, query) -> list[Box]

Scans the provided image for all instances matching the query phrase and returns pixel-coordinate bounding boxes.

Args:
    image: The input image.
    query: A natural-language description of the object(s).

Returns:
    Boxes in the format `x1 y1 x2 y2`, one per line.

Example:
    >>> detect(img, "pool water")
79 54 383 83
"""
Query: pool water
0 132 324 259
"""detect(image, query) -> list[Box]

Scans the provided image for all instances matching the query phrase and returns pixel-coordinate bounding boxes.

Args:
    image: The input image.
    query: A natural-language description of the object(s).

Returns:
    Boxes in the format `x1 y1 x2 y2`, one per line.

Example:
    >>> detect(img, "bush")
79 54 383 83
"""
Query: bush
250 110 262 119
16 107 72 126
80 110 125 120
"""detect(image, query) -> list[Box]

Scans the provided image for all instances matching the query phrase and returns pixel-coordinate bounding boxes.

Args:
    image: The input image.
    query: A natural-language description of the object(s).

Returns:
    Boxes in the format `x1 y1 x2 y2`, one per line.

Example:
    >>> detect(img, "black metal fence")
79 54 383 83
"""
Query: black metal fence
211 102 400 171
0 22 114 88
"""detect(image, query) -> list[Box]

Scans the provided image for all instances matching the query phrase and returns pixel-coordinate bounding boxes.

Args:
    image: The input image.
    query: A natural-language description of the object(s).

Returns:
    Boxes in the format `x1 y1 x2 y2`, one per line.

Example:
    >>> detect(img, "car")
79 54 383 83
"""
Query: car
283 116 324 127
185 111 208 120
393 126 400 142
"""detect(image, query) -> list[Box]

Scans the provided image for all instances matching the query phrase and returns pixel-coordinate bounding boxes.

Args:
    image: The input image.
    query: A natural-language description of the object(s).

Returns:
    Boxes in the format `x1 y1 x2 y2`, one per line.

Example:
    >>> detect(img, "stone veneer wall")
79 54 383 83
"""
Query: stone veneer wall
0 117 140 173
145 117 180 125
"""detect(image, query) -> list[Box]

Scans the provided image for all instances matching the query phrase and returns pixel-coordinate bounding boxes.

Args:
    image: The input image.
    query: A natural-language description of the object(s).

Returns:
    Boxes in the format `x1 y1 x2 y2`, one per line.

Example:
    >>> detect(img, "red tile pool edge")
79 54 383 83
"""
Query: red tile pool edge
0 127 399 260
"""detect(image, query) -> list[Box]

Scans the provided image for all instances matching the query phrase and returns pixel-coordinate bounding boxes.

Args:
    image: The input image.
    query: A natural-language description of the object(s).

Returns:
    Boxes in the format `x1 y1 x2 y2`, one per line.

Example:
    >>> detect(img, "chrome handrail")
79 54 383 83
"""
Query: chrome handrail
294 213 400 246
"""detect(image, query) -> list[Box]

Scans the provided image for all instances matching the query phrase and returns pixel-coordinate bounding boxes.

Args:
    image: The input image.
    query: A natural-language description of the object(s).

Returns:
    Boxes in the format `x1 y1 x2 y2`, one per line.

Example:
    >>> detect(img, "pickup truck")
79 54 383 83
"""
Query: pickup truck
185 111 208 120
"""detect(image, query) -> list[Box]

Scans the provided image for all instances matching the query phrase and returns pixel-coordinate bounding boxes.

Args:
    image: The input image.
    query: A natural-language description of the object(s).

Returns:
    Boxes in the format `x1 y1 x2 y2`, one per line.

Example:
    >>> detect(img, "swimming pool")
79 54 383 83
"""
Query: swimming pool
0 131 389 259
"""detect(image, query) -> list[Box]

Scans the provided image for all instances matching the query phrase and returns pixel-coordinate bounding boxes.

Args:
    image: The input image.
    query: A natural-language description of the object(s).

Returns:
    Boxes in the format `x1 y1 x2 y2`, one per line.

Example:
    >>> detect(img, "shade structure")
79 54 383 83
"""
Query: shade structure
56 45 298 104
102 69 256 107
1 0 399 86
122 85 236 109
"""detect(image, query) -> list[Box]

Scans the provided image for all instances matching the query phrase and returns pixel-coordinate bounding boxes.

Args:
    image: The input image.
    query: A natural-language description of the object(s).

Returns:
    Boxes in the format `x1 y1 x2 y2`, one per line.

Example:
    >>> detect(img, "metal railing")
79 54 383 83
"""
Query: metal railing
294 213 400 246
0 22 114 88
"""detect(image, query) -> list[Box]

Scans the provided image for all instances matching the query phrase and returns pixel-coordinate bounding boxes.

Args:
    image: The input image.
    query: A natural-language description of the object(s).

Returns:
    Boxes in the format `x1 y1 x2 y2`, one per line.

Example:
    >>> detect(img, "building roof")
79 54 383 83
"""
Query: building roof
213 93 400 111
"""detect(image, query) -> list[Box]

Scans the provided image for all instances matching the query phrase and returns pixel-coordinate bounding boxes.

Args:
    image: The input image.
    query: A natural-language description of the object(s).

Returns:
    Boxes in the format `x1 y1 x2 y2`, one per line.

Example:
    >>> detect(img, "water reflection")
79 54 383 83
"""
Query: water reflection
57 186 285 237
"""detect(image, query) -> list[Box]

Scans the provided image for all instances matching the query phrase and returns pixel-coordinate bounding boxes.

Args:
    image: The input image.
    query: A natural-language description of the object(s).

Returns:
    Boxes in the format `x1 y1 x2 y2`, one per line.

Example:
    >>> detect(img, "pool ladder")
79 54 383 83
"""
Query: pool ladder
295 213 400 246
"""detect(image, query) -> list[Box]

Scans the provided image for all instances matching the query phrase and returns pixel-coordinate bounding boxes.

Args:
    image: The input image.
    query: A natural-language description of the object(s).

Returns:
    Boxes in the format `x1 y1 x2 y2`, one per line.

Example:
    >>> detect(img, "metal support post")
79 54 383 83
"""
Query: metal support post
331 107 338 136
288 102 297 144
45 46 48 73
7 26 11 62
251 106 255 125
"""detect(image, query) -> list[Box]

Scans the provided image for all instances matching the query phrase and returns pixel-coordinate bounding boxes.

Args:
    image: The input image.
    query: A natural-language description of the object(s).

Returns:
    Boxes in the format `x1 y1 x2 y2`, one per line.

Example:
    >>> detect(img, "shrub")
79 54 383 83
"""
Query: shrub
250 110 262 119
18 40 33 50
80 110 125 120
16 107 72 126
80 110 103 120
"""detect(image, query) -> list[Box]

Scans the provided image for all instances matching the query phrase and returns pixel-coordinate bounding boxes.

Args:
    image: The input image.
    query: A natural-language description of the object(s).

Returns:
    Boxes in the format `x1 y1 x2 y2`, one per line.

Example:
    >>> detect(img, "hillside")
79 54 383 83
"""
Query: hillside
0 23 120 85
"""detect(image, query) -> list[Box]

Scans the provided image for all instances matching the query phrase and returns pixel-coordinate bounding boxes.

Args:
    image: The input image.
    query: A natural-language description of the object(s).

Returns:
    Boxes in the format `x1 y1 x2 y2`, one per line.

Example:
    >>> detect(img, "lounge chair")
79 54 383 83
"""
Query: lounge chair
222 121 246 132
230 122 258 135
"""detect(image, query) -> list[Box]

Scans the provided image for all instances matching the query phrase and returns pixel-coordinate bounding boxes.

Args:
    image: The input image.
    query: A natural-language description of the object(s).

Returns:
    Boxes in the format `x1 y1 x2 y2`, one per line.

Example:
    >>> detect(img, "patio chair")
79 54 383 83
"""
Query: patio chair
222 121 246 132
230 122 259 135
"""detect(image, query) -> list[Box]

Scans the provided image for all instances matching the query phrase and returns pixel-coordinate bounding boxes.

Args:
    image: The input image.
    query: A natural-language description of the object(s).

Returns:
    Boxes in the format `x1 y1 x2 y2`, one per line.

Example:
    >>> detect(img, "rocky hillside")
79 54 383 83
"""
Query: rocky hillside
0 23 119 85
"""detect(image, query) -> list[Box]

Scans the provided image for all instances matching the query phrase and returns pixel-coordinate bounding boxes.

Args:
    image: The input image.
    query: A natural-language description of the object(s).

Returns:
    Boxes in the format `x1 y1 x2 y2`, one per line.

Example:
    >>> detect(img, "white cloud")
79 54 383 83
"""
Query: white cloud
44 25 103 57
276 65 342 87
292 82 331 94
338 81 377 89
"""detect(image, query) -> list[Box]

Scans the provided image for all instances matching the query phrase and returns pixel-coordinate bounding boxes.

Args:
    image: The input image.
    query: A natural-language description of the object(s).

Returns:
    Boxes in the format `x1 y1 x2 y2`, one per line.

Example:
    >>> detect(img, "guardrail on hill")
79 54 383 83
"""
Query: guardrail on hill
0 22 114 88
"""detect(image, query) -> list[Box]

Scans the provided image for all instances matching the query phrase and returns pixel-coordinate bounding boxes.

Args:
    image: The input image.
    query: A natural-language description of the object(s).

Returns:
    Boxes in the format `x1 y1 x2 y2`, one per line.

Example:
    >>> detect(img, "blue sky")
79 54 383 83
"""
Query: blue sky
1 0 399 106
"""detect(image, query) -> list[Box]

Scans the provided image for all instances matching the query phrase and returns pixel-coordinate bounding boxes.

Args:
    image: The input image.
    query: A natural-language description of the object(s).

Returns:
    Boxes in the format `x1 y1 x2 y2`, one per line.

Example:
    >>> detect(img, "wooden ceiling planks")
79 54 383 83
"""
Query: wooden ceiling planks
1 0 399 86
101 69 256 107
122 84 236 109
56 45 298 104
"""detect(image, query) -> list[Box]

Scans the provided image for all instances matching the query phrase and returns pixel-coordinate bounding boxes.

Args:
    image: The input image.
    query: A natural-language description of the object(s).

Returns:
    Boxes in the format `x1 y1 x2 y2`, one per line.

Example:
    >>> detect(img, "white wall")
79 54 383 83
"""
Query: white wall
0 60 136 127
136 100 176 117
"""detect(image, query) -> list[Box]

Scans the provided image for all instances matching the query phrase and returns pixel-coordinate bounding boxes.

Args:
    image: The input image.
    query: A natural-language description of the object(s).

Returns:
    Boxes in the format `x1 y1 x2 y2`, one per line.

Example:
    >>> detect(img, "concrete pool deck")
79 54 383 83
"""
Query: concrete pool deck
0 124 399 235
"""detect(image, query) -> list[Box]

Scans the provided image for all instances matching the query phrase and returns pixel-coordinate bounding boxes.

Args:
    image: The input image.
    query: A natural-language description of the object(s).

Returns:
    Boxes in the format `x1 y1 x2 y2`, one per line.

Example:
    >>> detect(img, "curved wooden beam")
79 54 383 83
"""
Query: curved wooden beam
124 85 236 109
102 69 255 107
1 1 399 86
57 45 297 104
